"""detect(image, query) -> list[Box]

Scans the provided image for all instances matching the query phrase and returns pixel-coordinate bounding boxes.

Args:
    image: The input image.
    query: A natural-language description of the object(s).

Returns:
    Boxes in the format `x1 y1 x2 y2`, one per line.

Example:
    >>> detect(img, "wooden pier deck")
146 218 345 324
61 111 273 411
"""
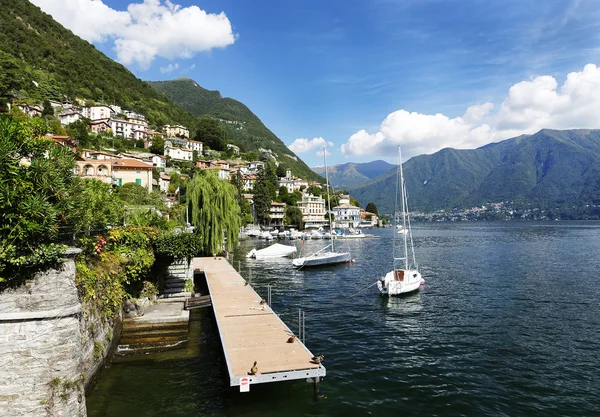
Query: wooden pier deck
193 257 325 388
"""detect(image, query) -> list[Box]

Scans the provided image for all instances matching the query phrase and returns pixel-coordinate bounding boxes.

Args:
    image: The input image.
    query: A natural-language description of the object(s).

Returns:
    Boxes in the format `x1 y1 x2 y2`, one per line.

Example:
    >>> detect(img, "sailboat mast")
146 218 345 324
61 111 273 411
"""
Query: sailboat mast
323 147 334 251
399 146 409 270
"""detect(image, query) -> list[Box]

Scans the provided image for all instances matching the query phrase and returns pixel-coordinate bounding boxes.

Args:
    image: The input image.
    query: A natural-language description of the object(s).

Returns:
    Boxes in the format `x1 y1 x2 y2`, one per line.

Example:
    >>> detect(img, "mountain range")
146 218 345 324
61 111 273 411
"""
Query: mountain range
0 0 319 181
348 129 600 214
311 160 395 189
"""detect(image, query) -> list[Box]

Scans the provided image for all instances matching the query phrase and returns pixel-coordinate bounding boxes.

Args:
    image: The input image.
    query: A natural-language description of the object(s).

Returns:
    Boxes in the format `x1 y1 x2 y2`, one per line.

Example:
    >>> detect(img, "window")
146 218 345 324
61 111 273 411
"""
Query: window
118 178 122 186
135 178 142 185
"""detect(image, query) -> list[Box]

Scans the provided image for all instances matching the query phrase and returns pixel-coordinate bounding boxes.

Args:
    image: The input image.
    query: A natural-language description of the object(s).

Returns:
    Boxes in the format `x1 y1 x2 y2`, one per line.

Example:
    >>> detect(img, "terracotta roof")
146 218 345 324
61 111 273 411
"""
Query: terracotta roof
271 202 286 206
106 159 153 169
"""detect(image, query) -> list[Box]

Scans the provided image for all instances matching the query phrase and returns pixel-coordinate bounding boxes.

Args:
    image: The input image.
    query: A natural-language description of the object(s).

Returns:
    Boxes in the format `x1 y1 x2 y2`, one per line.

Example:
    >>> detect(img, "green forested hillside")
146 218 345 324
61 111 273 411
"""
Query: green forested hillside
0 0 197 129
349 129 600 213
149 79 321 181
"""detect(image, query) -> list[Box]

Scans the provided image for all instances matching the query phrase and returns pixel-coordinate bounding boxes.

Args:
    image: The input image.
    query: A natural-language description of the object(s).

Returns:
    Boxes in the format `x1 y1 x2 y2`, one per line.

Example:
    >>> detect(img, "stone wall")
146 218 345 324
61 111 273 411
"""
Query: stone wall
0 249 118 417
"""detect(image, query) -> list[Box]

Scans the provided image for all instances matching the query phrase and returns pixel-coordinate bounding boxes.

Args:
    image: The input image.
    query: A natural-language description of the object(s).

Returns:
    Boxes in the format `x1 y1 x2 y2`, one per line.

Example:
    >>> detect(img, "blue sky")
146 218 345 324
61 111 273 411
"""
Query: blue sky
33 0 600 167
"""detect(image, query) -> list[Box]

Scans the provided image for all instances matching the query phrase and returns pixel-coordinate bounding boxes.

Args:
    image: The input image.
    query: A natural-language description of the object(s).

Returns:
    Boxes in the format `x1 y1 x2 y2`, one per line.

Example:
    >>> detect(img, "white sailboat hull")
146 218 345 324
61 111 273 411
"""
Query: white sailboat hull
247 243 297 259
292 251 352 267
377 269 423 296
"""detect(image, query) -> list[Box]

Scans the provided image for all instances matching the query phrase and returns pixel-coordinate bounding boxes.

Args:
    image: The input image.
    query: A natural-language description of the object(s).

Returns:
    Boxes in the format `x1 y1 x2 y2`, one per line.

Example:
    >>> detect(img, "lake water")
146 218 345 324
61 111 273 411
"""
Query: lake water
87 222 600 416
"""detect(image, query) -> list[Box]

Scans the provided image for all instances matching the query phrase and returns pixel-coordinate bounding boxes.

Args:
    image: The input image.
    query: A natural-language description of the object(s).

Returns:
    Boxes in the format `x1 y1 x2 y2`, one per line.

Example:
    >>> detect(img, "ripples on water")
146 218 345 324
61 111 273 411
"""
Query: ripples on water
87 222 600 416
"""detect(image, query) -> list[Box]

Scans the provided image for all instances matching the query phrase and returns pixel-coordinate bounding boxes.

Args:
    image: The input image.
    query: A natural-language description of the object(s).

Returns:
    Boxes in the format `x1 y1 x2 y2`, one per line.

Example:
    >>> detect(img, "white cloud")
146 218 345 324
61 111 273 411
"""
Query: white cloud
30 0 236 69
288 137 333 154
159 63 179 73
341 64 600 159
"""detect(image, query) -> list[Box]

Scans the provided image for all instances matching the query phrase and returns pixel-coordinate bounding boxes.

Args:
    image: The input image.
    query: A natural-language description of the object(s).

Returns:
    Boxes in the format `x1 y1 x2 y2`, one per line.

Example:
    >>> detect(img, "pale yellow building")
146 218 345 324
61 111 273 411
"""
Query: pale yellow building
163 124 190 138
297 193 327 229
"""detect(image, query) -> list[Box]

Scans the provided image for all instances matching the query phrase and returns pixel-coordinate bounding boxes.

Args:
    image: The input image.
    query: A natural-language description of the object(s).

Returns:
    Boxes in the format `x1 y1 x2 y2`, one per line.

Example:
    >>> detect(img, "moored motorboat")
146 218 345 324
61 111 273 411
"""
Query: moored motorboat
247 243 297 259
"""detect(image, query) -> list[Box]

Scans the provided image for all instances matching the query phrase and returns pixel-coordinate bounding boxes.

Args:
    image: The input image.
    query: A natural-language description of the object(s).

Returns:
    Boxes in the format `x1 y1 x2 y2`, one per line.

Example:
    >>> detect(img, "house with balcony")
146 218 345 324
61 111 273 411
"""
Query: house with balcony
269 202 286 228
297 193 327 229
82 105 115 121
163 124 189 138
331 195 361 229
248 161 265 172
164 146 193 161
58 111 83 126
89 119 111 134
187 139 203 153
108 118 138 139
75 158 154 192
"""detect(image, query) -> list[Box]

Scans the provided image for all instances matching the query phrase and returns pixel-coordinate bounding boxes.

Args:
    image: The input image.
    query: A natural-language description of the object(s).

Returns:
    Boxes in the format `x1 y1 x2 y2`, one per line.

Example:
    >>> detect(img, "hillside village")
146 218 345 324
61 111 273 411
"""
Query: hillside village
11 100 380 229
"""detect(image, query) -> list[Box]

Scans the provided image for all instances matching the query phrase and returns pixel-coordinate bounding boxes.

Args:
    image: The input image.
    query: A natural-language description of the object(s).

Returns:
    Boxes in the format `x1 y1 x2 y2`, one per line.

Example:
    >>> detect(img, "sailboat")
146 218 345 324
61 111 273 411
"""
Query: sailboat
377 146 424 295
292 149 352 268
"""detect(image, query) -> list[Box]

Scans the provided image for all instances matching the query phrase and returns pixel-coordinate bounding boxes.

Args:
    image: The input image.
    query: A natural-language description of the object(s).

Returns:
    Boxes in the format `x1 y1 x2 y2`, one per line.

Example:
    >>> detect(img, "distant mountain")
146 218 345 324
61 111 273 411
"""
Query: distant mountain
311 160 396 189
348 129 600 213
149 79 321 182
0 0 197 128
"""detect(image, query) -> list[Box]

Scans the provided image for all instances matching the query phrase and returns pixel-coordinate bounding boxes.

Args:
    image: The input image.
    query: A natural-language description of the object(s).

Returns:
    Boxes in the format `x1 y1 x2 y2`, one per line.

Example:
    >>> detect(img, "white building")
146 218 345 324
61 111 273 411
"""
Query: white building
248 161 265 171
269 202 286 227
82 105 114 121
297 193 327 229
151 154 167 169
241 174 256 191
109 118 138 139
158 173 171 193
164 146 193 161
331 195 361 229
278 170 309 193
187 139 203 153
227 143 240 154
58 111 83 126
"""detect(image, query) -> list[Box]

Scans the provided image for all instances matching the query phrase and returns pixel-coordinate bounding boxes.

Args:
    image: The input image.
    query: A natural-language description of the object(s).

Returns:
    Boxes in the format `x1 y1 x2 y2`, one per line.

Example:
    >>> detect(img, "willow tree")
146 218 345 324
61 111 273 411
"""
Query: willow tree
187 171 241 255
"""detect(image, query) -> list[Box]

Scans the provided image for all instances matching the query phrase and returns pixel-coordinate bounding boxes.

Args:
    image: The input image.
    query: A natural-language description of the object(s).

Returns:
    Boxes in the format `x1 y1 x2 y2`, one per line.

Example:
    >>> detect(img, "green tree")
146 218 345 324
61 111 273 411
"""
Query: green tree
0 117 86 284
73 179 123 234
306 185 322 197
194 118 226 151
187 171 241 254
66 118 91 149
252 167 272 225
285 206 303 229
0 51 26 112
46 116 66 135
276 164 287 178
278 185 288 201
149 136 165 155
168 172 182 194
42 99 53 117
365 202 379 216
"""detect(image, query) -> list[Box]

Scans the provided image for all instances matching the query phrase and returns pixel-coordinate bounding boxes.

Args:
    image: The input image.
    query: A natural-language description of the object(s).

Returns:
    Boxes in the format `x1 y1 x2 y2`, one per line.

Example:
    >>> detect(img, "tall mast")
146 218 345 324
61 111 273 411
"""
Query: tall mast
324 147 334 251
399 146 408 270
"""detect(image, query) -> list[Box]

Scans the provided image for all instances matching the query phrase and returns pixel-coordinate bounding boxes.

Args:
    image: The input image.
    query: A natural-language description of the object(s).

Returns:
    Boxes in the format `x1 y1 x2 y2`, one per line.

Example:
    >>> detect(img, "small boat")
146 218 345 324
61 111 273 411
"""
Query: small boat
247 243 297 259
293 148 351 268
378 146 424 296
292 245 352 267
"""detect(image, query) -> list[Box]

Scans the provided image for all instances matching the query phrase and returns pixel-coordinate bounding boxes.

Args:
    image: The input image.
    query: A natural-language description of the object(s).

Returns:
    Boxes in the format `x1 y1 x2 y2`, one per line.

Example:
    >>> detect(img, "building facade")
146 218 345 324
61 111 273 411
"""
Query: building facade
297 193 327 229
332 195 361 229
